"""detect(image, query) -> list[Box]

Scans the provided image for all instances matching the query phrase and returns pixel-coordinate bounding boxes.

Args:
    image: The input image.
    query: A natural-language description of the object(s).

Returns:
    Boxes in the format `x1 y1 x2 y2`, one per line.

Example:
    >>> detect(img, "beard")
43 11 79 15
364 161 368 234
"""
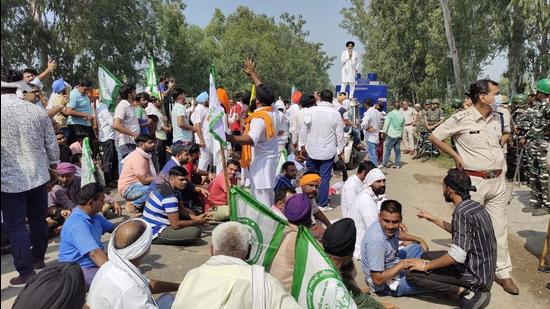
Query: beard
372 186 386 196
444 191 453 203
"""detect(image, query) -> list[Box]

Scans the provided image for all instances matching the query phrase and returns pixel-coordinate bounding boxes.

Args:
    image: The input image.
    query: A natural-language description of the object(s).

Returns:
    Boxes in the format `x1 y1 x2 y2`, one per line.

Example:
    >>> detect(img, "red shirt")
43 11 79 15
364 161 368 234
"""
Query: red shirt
229 103 243 132
208 173 237 206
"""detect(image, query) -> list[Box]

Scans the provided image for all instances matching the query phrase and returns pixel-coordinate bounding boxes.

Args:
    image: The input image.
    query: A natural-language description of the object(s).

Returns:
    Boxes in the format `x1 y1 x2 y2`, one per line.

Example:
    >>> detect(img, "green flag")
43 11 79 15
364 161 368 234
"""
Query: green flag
98 65 122 106
276 148 288 174
81 138 105 187
146 57 161 99
292 226 356 308
229 186 288 268
208 66 228 146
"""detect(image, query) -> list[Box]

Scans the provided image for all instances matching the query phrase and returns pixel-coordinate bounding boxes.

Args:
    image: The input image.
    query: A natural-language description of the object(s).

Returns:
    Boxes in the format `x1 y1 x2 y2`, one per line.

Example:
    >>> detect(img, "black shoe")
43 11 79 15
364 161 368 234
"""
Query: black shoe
9 271 36 288
33 259 46 270
460 290 491 309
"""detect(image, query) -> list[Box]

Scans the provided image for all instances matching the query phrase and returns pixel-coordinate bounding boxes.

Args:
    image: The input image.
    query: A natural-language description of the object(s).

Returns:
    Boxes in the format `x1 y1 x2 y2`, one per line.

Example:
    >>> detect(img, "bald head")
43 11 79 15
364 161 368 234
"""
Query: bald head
114 220 147 250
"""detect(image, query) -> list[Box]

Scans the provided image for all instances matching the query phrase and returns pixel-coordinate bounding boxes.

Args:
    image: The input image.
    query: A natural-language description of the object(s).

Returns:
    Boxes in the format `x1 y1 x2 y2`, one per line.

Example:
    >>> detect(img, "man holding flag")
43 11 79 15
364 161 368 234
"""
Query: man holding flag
226 58 280 207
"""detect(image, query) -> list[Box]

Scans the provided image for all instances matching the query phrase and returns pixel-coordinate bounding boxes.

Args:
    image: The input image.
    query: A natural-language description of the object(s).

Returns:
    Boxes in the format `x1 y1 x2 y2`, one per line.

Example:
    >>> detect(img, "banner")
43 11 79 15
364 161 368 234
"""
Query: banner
81 138 105 187
292 226 356 309
98 65 122 106
146 57 161 99
229 186 288 268
208 66 228 146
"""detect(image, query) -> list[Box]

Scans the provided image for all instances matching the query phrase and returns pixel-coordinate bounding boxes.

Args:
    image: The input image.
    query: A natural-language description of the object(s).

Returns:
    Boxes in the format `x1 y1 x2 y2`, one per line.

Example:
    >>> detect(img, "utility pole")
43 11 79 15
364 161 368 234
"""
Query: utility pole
440 0 463 96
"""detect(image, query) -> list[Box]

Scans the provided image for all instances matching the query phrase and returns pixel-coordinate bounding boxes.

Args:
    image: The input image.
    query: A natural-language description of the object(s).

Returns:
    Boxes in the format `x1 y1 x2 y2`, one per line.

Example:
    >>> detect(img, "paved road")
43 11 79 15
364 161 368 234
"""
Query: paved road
1 153 549 308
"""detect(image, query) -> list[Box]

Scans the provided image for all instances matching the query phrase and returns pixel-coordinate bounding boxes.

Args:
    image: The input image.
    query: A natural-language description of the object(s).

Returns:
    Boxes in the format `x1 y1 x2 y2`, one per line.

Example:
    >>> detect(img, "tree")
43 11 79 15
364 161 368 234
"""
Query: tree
440 0 463 95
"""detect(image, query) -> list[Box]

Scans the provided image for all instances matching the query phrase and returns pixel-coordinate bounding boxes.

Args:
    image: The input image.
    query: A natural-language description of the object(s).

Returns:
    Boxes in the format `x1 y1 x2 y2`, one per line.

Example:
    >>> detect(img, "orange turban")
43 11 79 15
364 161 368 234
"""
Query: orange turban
292 91 302 104
299 174 321 186
217 88 230 113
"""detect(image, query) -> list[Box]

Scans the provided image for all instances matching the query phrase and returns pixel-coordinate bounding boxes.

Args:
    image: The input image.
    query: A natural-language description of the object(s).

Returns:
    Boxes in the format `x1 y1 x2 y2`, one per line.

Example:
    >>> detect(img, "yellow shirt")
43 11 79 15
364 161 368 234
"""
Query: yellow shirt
433 107 508 171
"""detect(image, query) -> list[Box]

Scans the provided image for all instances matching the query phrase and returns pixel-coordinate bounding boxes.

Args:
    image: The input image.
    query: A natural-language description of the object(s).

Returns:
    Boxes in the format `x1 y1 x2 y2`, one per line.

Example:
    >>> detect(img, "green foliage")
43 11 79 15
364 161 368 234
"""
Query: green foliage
1 1 333 98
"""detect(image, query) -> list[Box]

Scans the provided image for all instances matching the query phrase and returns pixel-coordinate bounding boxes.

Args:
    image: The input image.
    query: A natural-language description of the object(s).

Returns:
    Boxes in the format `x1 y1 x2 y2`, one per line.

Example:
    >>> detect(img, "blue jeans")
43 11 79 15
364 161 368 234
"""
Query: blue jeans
305 156 334 207
386 244 428 296
1 184 48 275
123 182 150 209
382 136 402 167
367 141 379 165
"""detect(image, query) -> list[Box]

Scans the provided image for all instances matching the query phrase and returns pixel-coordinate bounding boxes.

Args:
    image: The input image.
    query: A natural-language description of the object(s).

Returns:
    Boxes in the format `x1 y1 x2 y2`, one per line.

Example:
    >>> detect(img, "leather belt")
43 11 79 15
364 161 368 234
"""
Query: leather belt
464 169 502 179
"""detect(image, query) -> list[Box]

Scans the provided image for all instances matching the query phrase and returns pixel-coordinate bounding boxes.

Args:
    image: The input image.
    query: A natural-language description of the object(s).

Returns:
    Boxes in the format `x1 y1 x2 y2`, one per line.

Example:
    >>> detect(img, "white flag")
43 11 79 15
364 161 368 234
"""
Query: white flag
229 186 288 268
98 65 122 106
292 226 357 309
81 138 105 188
208 72 228 146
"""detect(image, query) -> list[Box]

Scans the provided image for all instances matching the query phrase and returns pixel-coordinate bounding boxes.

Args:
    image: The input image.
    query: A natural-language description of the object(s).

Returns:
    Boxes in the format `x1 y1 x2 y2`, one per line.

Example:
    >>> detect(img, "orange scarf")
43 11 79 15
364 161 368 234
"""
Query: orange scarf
241 106 275 168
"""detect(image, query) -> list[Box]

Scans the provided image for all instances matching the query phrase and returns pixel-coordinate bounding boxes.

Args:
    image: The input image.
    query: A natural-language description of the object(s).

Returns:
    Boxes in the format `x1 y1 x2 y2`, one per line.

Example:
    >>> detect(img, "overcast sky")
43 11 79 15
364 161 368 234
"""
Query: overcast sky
184 0 506 86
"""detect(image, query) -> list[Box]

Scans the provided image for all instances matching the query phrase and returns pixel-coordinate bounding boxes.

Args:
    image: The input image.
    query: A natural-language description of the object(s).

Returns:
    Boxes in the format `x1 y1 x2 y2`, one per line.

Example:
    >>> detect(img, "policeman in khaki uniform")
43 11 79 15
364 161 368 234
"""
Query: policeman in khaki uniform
429 79 519 295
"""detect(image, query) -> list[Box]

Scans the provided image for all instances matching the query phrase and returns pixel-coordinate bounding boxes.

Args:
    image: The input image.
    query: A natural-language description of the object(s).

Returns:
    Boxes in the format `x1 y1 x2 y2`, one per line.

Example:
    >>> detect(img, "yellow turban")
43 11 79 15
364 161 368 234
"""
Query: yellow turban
299 174 321 186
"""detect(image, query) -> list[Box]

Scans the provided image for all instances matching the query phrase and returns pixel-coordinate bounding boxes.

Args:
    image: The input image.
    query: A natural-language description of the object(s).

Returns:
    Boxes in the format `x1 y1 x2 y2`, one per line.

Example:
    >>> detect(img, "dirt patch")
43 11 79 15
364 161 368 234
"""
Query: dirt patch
413 174 444 185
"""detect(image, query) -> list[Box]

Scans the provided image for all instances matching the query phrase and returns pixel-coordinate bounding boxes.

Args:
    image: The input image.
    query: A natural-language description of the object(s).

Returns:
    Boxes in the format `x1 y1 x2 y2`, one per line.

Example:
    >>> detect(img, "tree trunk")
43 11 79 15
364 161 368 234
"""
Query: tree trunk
507 3 525 95
440 0 463 96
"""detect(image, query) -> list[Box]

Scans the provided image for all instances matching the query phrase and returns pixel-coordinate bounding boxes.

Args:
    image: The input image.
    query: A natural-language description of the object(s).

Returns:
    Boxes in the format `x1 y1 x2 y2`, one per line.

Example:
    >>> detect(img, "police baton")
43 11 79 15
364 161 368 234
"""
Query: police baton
506 146 524 205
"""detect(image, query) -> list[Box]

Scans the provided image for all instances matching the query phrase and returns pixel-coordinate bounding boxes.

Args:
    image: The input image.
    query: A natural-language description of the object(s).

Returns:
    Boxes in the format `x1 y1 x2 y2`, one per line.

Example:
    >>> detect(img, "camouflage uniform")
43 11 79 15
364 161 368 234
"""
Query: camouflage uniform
508 105 527 181
517 101 550 215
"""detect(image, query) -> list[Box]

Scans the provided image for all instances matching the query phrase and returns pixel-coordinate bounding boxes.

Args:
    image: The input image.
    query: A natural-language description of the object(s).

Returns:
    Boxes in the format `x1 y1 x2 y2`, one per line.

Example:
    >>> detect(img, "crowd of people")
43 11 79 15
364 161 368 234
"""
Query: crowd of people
1 54 549 309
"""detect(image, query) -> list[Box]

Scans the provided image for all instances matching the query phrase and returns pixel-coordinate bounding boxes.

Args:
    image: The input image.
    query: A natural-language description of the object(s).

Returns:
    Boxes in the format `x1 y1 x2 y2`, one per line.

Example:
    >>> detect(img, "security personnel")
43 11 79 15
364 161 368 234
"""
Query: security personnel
429 79 519 295
518 78 550 216
507 94 529 180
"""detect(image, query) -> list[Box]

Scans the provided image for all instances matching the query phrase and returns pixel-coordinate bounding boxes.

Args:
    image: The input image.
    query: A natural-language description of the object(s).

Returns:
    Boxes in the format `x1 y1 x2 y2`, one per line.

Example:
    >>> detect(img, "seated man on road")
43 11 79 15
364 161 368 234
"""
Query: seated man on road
361 200 428 297
172 222 300 309
88 219 179 309
273 161 298 192
58 183 114 288
118 134 157 213
341 161 375 218
322 218 390 309
271 187 296 219
270 193 326 292
12 263 87 309
406 169 496 309
299 171 332 228
206 159 241 221
143 166 208 246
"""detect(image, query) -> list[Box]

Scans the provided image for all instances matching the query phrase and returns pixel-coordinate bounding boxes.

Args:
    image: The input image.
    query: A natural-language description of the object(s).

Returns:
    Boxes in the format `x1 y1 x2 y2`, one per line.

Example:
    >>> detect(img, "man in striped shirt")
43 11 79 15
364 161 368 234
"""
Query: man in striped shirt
143 166 208 246
407 169 496 309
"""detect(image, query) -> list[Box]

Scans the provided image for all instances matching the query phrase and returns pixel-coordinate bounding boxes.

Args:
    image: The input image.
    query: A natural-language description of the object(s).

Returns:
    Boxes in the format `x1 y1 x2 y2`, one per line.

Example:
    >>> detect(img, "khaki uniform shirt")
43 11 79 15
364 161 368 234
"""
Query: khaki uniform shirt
433 107 509 171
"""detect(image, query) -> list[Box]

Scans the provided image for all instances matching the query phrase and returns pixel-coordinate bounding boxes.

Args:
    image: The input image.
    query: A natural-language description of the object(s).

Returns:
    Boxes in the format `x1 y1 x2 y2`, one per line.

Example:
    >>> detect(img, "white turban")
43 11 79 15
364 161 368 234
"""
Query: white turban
107 219 155 304
365 168 385 187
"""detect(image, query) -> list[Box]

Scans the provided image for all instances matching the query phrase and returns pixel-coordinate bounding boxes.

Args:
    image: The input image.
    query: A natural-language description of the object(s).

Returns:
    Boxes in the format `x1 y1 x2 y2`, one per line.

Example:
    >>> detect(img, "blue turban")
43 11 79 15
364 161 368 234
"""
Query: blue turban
196 91 209 103
52 78 66 94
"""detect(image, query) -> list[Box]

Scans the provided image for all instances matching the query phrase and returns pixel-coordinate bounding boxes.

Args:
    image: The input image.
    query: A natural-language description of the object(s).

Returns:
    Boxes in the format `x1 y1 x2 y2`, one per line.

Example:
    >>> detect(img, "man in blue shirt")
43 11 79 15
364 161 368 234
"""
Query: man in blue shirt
361 199 428 296
65 79 95 145
58 183 114 288
273 161 298 192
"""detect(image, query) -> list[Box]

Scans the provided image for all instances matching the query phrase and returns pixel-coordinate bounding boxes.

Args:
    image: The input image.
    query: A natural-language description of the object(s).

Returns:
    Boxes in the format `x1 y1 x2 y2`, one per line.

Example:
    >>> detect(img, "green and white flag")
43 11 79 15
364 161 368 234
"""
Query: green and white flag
98 65 122 106
292 226 356 309
81 138 105 188
229 186 288 268
146 57 161 99
276 148 288 174
208 66 228 146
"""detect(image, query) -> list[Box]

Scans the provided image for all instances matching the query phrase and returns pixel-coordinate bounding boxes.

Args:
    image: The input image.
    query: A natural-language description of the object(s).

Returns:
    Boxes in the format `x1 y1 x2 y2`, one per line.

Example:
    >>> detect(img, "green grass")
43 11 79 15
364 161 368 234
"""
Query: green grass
433 152 455 169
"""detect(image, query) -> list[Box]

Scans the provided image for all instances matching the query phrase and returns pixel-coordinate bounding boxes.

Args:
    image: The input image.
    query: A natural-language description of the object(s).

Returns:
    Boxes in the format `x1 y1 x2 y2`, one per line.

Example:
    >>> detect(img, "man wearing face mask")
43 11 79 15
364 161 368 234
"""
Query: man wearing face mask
517 78 550 216
429 79 519 295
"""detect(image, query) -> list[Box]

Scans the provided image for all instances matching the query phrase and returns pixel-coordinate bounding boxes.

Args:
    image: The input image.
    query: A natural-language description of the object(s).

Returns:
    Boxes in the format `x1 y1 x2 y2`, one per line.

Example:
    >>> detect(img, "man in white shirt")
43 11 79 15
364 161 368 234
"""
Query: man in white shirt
171 88 195 146
362 99 383 166
227 58 280 206
286 91 301 125
289 94 314 151
340 161 376 218
87 219 179 309
351 168 387 259
96 102 117 186
190 91 213 172
299 89 345 209
400 100 416 154
145 97 171 169
172 222 300 309
22 60 57 89
340 41 359 99
113 84 140 172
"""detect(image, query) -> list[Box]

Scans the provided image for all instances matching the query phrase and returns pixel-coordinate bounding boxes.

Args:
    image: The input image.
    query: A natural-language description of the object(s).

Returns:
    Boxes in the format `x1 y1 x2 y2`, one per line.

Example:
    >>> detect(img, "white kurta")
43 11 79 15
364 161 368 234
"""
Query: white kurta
341 49 359 83
351 187 386 259
340 174 365 218
172 257 301 309
247 106 280 205
191 104 213 171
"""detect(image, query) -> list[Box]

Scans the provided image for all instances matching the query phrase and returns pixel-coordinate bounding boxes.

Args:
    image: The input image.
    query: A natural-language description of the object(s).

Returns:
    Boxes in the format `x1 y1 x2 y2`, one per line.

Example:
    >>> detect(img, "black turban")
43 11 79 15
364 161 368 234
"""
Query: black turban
444 174 477 200
322 218 357 257
13 262 86 309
